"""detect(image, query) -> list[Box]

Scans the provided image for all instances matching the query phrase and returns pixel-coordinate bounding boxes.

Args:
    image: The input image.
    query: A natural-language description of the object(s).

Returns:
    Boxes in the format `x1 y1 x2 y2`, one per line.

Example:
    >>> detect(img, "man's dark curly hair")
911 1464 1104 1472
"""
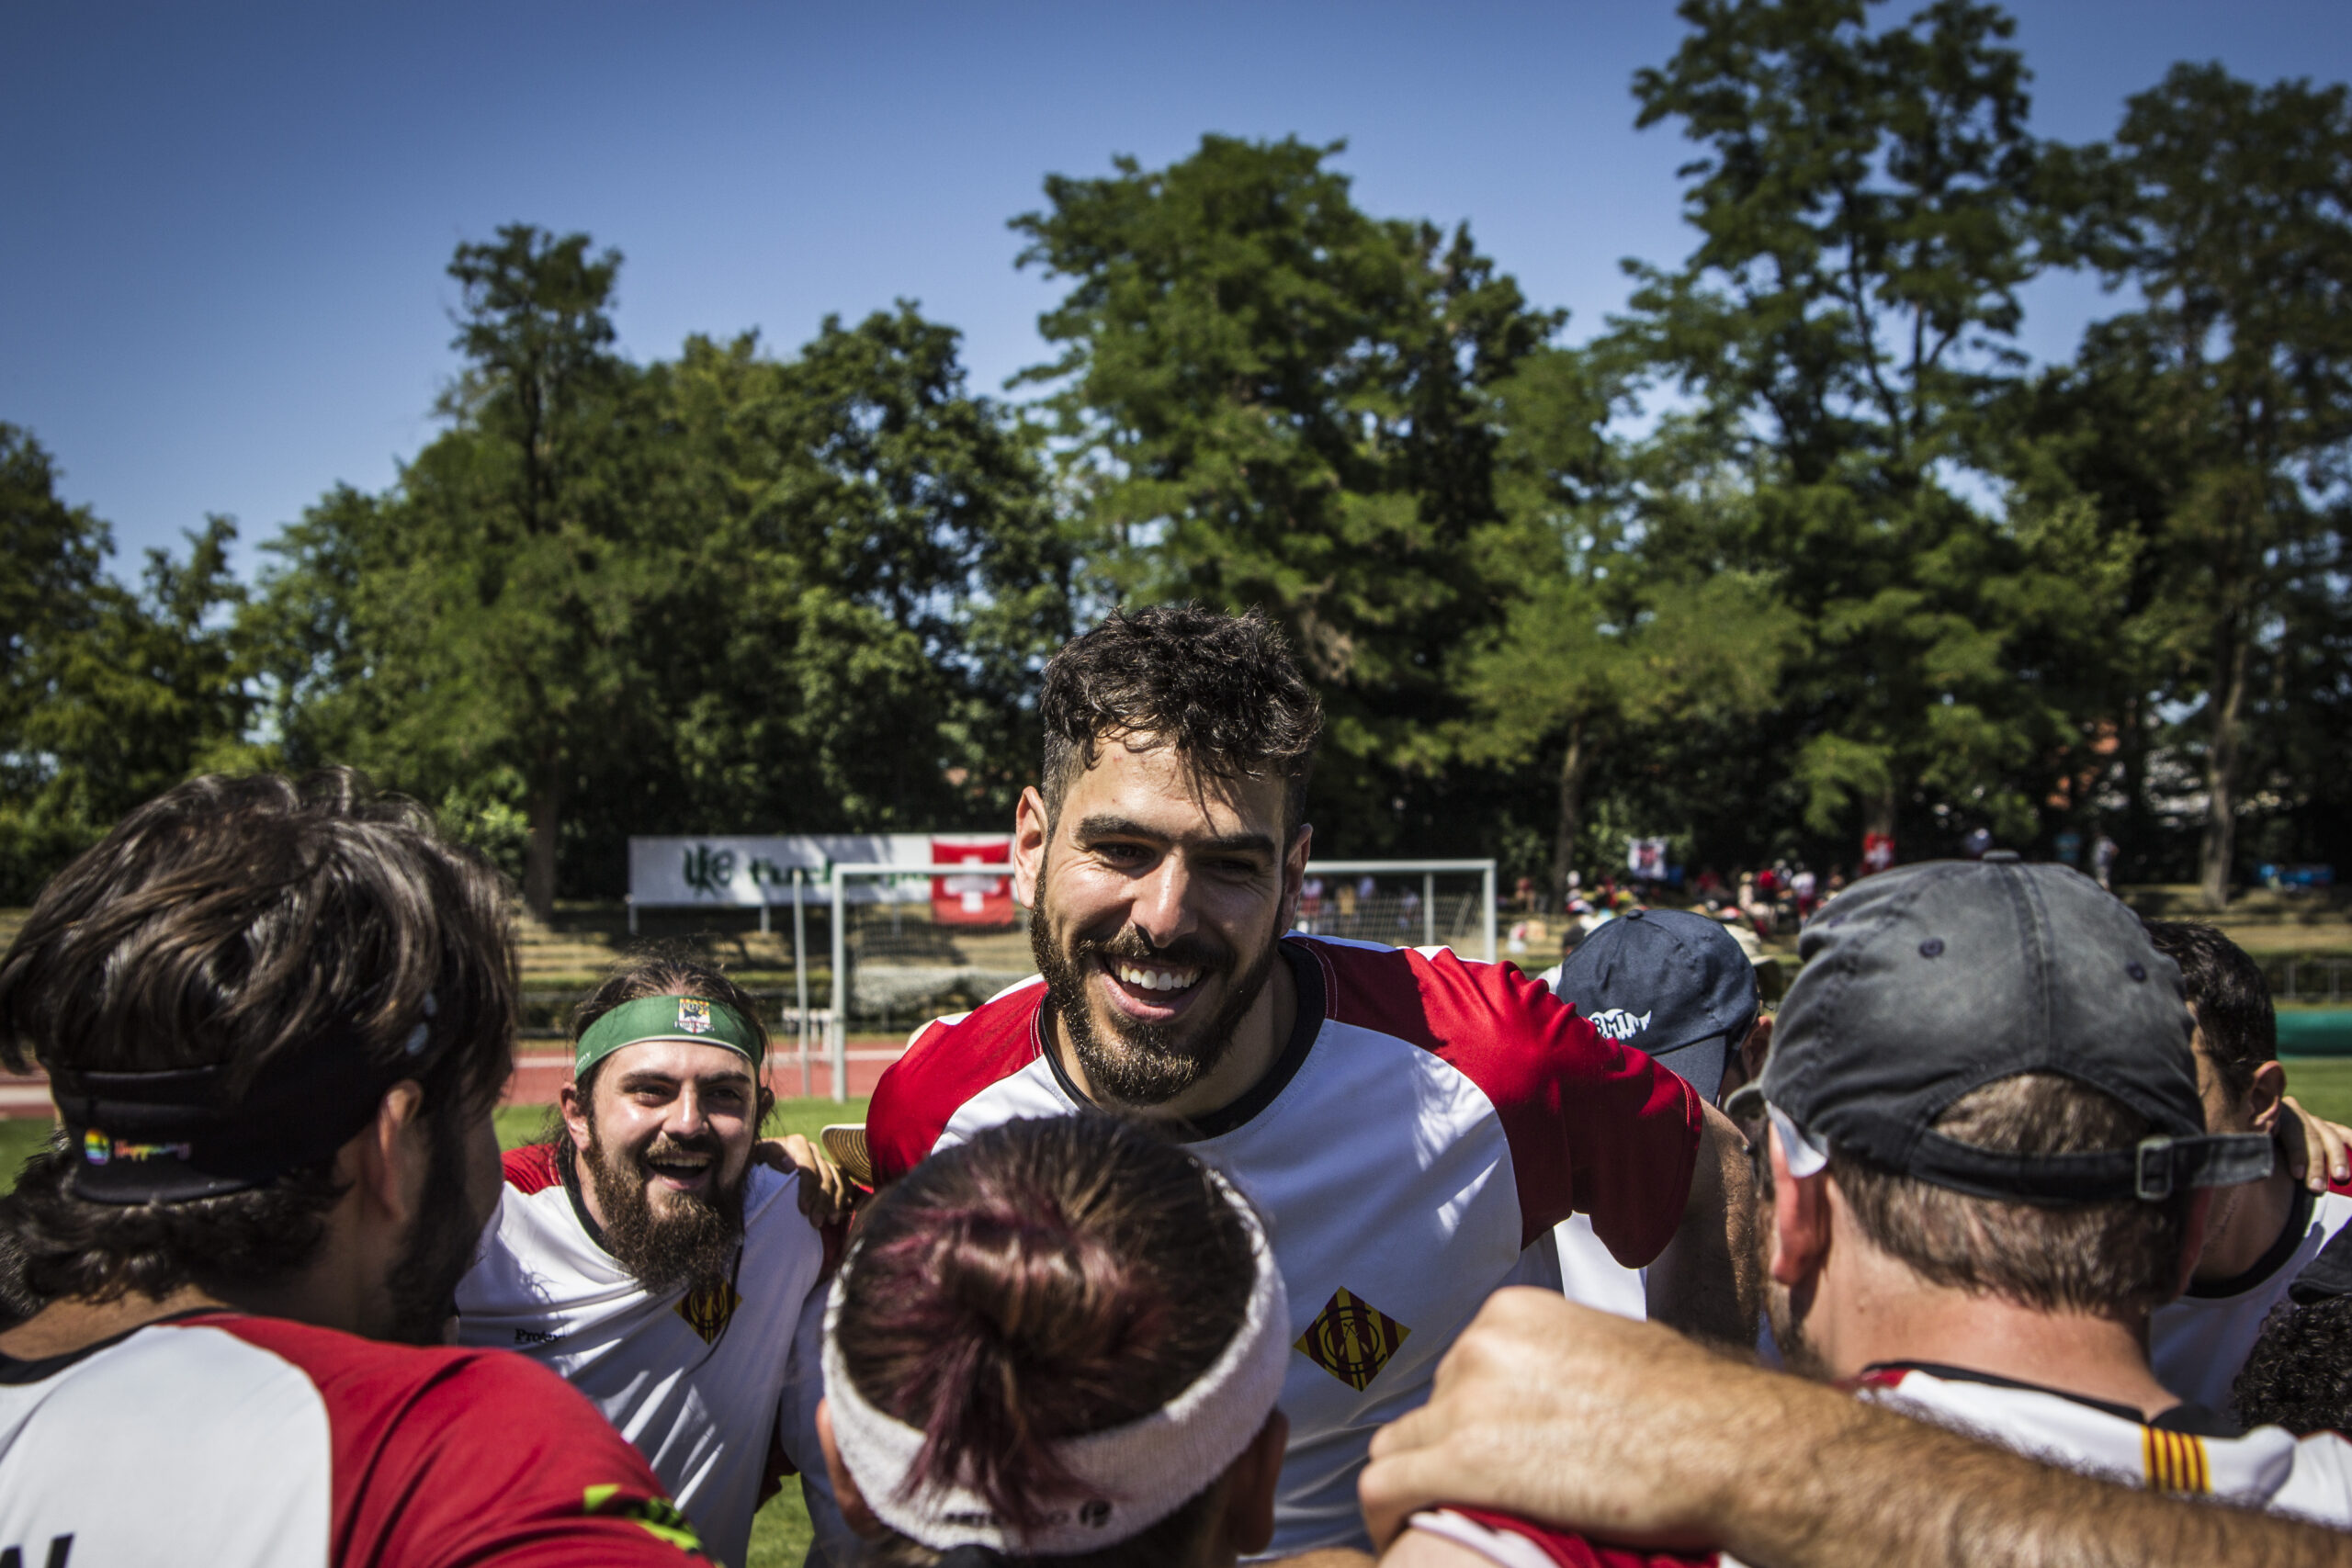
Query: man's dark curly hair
2234 1295 2352 1435
1038 604 1322 838
2142 919 2275 1106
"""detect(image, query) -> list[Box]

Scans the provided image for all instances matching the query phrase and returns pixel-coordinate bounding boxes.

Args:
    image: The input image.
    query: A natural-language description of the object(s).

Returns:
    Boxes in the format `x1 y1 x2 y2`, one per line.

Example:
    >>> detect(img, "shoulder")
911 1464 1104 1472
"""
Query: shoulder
503 1143 561 1194
208 1314 704 1564
1306 937 1668 1109
868 976 1048 1182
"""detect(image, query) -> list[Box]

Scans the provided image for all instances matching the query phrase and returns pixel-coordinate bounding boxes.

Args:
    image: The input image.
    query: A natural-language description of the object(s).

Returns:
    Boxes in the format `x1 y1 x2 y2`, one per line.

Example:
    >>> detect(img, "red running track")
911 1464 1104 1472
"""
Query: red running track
0 1042 909 1120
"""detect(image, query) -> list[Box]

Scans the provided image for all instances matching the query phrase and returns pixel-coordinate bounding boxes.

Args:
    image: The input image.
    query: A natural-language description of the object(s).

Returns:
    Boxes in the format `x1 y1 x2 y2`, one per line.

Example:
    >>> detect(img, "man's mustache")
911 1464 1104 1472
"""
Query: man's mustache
1071 926 1234 974
632 1133 725 1168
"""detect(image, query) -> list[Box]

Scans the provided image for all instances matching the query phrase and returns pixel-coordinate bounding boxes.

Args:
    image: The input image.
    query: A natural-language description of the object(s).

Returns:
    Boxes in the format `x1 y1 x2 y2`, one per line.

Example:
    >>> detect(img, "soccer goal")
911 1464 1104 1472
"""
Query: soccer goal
813 857 1498 1103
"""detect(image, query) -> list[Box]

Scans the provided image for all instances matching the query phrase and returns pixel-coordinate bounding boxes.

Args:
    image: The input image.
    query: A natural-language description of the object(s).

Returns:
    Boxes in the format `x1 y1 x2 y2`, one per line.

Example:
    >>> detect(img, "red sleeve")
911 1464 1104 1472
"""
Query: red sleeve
1439 1507 1716 1567
503 1143 560 1193
209 1314 704 1567
1318 942 1702 1259
865 984 1046 1184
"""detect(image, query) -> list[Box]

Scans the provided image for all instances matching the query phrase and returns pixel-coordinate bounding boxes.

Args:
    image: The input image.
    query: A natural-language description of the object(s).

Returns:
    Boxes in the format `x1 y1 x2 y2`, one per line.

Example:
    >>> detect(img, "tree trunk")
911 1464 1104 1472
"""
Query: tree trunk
525 751 563 923
2199 628 2250 912
1552 717 1590 910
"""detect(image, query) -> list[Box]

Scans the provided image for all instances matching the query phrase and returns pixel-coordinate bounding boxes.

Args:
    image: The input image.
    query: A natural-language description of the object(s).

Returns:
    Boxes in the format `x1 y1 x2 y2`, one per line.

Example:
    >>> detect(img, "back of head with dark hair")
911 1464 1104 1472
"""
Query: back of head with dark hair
2141 919 2275 1107
834 1115 1257 1568
1828 1073 2198 1318
0 770 518 1303
2235 1295 2352 1436
1038 605 1322 839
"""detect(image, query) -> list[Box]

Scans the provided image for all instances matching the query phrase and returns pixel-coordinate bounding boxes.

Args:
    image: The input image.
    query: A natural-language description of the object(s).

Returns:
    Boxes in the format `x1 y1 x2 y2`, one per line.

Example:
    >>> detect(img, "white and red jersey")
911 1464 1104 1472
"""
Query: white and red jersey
1409 1362 2352 1567
455 1145 828 1568
0 1309 701 1566
2154 1186 2352 1415
866 936 1704 1558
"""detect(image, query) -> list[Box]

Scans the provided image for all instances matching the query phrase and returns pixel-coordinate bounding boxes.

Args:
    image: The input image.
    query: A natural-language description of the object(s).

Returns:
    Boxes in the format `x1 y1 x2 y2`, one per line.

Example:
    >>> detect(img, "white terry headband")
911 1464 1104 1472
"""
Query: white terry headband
822 1166 1290 1556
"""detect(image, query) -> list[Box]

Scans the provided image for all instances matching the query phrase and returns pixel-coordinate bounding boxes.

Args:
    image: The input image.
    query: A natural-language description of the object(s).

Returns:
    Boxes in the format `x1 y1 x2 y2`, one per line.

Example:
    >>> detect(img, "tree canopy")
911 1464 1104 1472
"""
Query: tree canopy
6 2 2348 909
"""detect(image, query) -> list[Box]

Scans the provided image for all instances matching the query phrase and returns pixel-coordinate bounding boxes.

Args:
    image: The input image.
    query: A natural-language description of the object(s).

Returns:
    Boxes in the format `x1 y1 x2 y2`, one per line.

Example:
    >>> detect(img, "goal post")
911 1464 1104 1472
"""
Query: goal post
819 856 1498 1104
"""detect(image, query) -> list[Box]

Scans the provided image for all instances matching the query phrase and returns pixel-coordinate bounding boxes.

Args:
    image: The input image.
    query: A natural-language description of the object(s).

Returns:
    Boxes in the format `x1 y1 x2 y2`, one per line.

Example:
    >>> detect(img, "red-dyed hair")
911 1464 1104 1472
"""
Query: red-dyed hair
834 1114 1256 1560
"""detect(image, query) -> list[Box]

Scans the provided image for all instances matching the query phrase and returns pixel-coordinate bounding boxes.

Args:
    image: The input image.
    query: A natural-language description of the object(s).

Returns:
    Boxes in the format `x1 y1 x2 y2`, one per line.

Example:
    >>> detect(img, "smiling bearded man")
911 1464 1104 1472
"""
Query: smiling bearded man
864 604 1758 1566
454 960 832 1568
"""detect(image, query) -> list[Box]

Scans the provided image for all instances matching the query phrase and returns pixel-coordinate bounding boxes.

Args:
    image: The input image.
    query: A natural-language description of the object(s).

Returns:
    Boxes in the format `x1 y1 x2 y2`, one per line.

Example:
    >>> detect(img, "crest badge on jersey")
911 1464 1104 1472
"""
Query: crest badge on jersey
675 1279 741 1343
676 998 713 1036
1295 1287 1412 1392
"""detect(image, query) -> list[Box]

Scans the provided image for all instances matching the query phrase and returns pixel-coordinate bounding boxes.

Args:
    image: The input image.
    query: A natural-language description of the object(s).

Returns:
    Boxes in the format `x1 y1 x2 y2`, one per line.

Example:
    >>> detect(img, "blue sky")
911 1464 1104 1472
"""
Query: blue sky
6 1 2348 578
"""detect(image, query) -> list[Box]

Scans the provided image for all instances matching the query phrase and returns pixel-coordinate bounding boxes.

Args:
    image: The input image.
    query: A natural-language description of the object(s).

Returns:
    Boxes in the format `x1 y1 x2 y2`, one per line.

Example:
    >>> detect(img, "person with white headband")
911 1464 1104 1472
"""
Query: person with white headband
816 1113 1291 1567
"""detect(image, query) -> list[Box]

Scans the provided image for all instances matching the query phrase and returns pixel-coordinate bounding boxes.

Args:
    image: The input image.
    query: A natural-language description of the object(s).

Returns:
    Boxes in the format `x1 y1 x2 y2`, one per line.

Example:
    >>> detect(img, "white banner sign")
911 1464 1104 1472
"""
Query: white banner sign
628 833 1012 907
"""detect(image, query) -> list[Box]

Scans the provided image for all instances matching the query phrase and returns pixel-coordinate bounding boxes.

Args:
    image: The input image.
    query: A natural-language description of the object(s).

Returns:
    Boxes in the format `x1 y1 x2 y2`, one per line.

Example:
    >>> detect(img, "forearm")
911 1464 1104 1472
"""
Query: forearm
1361 1293 2352 1568
1645 1104 1756 1348
1268 1551 1374 1567
1719 1383 2352 1568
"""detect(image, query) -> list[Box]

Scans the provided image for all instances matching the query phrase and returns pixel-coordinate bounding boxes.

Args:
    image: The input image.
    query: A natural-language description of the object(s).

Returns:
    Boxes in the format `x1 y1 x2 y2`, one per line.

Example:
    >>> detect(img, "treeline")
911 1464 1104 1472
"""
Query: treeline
6 0 2350 913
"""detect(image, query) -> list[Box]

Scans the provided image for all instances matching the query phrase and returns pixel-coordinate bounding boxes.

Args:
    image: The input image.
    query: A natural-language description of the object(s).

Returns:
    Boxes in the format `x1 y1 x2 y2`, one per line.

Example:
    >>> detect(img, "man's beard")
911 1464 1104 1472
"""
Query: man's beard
1029 874 1283 1109
381 1108 487 1347
575 1122 746 1299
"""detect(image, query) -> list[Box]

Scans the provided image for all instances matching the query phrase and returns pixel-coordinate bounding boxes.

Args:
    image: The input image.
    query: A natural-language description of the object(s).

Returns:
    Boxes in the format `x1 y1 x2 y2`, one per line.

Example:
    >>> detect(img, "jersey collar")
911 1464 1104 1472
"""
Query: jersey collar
1862 1359 2243 1438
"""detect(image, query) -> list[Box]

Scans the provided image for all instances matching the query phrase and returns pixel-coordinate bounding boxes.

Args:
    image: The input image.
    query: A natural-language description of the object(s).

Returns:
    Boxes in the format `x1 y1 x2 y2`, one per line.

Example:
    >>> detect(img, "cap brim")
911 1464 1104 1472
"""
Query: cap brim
820 1123 874 1188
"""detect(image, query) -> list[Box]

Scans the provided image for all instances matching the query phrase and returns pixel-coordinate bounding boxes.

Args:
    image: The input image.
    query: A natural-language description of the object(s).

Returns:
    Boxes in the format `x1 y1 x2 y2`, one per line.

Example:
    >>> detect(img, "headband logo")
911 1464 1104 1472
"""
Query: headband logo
676 999 713 1035
83 1128 194 1166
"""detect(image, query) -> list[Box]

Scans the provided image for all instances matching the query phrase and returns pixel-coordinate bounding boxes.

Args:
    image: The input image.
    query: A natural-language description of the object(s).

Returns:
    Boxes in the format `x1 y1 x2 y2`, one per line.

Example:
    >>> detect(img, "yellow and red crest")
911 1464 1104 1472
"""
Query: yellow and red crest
1295 1287 1411 1393
674 1280 742 1344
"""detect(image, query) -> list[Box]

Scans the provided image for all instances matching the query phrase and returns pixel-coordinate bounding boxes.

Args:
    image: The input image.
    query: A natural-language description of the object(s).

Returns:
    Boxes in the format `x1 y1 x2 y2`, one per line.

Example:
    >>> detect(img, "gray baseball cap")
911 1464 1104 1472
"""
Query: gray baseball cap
1731 853 2272 1204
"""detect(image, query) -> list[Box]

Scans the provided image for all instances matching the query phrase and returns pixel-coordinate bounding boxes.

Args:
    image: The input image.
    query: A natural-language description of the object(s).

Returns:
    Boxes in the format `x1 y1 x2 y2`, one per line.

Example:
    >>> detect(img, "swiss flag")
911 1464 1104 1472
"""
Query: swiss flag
932 837 1014 927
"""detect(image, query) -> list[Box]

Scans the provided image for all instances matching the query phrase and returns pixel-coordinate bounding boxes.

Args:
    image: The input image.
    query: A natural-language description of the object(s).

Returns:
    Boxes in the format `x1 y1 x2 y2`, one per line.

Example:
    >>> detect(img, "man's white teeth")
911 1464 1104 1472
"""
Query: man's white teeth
1114 964 1201 993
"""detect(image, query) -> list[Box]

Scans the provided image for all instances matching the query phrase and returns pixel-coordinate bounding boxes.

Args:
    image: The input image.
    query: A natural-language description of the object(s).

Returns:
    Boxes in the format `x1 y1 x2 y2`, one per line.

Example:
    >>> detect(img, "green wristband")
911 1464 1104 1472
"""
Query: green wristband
575 994 761 1078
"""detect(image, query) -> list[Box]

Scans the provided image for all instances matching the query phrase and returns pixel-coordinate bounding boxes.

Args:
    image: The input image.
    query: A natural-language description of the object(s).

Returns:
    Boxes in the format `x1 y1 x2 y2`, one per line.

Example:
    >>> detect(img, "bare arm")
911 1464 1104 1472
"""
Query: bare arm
1362 1291 2352 1568
1643 1103 1757 1348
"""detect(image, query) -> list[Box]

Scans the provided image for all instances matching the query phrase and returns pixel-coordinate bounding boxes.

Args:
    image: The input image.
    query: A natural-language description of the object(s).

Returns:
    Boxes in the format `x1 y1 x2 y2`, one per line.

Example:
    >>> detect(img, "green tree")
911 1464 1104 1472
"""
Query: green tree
633 306 1071 838
0 426 247 897
1012 135 1557 840
249 269 1069 897
2055 64 2352 907
1611 0 2083 862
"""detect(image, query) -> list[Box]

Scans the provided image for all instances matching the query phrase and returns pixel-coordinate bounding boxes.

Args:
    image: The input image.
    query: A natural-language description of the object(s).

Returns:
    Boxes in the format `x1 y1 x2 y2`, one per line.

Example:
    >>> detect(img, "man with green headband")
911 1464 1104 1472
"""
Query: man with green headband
455 959 832 1568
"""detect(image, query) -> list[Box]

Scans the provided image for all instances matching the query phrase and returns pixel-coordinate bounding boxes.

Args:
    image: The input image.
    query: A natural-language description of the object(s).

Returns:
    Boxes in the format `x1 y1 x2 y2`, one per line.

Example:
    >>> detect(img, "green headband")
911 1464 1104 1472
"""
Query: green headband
575 994 761 1078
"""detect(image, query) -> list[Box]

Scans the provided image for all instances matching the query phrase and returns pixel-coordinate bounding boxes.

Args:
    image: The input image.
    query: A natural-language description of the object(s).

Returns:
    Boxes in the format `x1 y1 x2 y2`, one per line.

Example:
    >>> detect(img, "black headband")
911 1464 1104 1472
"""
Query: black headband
51 1021 434 1205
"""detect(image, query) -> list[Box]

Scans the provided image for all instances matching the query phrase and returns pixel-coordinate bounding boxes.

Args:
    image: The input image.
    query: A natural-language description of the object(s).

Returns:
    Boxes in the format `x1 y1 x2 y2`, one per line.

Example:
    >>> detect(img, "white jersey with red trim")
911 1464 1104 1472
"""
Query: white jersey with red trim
0 1310 702 1567
2154 1188 2352 1415
454 1148 827 1568
1408 1364 2352 1568
866 935 1705 1558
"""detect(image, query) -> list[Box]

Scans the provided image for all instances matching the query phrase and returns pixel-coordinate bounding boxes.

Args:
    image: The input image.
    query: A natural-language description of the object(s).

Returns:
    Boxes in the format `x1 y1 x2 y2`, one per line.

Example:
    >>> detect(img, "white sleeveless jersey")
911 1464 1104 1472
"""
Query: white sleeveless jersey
455 1150 827 1568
